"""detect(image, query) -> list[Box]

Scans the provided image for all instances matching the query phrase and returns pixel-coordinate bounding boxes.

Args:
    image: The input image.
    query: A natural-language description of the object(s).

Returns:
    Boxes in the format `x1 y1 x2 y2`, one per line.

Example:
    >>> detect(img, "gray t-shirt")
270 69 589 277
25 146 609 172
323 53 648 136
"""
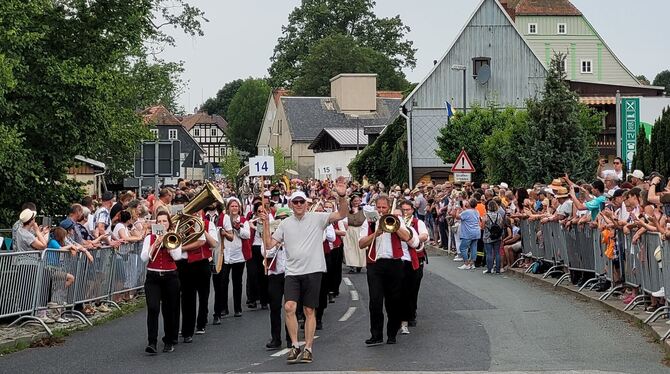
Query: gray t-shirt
15 226 39 265
272 212 330 276
557 200 573 219
415 195 427 215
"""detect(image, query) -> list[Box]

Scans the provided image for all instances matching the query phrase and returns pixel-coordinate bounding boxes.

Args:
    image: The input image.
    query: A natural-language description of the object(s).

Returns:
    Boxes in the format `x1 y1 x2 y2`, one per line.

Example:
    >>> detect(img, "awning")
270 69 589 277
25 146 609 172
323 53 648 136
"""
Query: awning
579 96 616 105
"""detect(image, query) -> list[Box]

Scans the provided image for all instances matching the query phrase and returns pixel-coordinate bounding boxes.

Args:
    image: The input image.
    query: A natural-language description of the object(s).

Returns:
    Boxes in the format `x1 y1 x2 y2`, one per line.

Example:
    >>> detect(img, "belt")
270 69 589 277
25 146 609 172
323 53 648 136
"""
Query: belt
148 270 178 276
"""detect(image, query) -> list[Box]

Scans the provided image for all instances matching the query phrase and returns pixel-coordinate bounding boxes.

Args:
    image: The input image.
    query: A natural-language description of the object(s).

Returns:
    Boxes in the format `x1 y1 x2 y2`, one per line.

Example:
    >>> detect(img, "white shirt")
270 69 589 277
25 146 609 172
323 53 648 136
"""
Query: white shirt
180 230 210 260
112 222 128 241
222 215 251 264
252 214 273 246
324 224 336 249
263 244 287 275
401 218 428 260
140 235 182 271
359 219 420 260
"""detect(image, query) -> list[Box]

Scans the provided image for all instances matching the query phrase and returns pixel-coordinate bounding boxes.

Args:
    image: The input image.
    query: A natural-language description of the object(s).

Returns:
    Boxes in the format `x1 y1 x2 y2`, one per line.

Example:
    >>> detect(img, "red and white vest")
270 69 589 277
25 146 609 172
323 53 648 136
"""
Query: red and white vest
187 220 213 263
147 235 177 271
366 222 404 264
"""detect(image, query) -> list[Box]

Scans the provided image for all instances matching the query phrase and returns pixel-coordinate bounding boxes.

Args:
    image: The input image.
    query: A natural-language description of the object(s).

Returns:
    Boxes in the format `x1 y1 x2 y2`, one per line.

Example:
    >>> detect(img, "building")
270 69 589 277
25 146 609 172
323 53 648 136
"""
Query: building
139 105 205 183
401 0 548 184
501 0 640 86
308 127 368 179
181 112 230 166
258 74 401 178
256 88 290 156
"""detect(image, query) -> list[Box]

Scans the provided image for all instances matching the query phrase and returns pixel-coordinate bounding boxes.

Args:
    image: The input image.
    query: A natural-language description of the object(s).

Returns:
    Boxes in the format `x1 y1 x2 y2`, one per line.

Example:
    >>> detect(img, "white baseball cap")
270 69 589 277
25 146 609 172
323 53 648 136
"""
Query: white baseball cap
631 170 644 180
288 191 307 202
499 182 509 189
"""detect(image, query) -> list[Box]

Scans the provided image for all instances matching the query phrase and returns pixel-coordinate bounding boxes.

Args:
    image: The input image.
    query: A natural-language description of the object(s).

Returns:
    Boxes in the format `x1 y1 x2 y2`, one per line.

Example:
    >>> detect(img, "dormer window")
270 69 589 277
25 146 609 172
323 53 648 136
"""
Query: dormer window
557 23 567 34
528 23 537 34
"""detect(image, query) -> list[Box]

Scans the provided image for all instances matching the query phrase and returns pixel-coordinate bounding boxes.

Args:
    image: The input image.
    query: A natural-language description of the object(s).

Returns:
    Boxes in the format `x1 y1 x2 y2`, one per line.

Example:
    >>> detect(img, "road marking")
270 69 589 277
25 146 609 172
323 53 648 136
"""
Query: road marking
270 336 319 357
339 306 357 321
343 277 353 286
350 290 359 301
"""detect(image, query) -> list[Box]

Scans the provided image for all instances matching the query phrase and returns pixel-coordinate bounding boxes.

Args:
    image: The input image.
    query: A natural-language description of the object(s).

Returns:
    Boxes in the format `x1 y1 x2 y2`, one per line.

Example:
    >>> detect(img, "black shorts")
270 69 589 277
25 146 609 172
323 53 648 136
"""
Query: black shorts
284 272 322 309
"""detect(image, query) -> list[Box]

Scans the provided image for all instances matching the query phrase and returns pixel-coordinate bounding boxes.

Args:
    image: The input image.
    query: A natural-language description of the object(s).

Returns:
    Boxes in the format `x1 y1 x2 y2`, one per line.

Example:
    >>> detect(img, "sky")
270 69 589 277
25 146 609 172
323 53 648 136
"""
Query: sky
161 0 669 112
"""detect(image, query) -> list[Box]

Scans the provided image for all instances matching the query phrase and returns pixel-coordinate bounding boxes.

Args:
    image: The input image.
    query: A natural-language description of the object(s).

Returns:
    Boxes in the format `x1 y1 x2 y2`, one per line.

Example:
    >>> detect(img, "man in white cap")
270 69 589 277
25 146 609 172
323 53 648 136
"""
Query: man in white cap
629 170 645 187
260 176 348 364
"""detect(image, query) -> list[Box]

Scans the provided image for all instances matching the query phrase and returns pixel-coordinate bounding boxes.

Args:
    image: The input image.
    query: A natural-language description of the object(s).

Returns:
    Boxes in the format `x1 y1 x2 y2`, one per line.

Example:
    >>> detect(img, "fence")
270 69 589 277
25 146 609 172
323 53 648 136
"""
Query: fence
0 242 145 336
516 219 670 341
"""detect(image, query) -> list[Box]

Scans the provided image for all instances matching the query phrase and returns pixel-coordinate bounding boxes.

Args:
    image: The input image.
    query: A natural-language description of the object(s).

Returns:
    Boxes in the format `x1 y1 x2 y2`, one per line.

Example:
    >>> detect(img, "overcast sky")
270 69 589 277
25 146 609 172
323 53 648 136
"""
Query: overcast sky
162 0 668 112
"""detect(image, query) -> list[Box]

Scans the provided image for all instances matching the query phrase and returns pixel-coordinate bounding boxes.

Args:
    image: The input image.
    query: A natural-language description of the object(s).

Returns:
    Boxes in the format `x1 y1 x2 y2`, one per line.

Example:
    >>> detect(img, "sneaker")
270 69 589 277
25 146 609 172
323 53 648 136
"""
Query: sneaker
183 336 193 343
162 343 174 353
55 317 70 323
652 287 665 298
500 267 507 273
365 337 384 346
300 348 313 363
145 344 157 354
40 316 56 324
453 255 464 262
400 325 410 335
213 316 221 325
234 312 242 317
645 306 658 314
458 264 469 270
97 304 111 313
287 346 302 364
483 269 491 274
247 302 257 309
195 328 205 335
221 310 229 317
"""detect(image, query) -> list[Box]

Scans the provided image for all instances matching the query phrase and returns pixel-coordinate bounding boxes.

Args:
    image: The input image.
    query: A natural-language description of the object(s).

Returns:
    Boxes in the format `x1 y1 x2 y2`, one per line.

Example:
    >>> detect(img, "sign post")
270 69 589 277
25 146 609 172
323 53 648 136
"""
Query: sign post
451 149 475 183
620 97 639 171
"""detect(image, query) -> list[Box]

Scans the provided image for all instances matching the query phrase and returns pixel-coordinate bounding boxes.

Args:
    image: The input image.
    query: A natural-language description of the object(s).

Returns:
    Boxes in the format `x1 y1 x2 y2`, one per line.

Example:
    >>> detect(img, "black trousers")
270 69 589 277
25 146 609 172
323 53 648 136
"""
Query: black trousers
328 246 344 296
401 261 424 322
145 270 180 345
268 273 289 344
438 218 449 249
246 245 269 305
316 253 331 321
177 259 211 337
366 259 404 340
217 262 245 315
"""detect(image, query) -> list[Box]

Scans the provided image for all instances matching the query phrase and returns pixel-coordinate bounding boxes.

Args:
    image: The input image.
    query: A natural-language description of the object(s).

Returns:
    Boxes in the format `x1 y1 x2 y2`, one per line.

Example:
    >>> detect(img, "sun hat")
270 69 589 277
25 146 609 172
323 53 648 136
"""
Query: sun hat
631 170 644 180
20 209 36 224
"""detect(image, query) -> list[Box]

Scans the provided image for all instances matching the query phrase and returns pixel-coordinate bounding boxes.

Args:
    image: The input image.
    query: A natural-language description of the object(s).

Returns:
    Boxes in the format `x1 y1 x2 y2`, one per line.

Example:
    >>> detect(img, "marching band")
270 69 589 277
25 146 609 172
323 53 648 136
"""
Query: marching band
141 177 431 364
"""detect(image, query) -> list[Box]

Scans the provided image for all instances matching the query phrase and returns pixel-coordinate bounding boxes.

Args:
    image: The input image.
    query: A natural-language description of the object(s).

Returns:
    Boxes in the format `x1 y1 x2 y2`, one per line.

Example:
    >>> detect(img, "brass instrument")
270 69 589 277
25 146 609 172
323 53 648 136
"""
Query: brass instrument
378 198 401 233
162 181 225 249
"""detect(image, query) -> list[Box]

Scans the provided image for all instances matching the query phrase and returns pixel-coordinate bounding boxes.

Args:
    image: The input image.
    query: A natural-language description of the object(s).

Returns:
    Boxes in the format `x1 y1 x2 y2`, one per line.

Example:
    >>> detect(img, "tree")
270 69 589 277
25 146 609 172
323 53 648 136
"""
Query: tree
514 54 601 184
0 0 206 226
268 0 416 88
349 116 407 185
292 34 409 96
226 78 272 156
201 79 244 119
220 148 242 185
632 126 652 174
649 107 670 175
652 70 670 95
636 75 650 85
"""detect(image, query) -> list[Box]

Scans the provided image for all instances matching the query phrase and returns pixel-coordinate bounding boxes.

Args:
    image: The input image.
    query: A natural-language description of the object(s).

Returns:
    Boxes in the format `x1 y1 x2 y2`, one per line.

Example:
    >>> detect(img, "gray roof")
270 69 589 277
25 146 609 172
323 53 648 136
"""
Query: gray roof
309 128 368 150
281 97 401 142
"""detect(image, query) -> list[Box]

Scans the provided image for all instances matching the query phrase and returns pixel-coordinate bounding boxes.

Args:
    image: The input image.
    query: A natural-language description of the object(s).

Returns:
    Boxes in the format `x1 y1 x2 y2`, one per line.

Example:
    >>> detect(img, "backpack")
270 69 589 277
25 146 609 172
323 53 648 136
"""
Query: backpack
487 213 503 241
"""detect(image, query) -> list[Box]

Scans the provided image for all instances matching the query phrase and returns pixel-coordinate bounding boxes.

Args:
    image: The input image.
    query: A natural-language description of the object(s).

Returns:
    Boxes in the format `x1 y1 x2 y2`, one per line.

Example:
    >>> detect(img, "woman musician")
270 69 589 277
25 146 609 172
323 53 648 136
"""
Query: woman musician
218 198 251 319
246 202 273 309
140 211 182 355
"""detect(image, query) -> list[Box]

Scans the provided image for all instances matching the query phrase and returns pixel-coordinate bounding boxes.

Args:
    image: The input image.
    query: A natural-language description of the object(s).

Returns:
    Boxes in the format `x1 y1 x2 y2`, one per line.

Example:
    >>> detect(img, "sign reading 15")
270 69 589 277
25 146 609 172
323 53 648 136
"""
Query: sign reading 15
248 156 275 177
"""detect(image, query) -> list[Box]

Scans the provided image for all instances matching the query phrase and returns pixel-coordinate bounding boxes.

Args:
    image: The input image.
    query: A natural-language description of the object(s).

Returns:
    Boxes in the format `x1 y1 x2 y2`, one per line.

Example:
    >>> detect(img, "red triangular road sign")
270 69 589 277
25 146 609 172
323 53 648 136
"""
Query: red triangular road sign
451 149 476 172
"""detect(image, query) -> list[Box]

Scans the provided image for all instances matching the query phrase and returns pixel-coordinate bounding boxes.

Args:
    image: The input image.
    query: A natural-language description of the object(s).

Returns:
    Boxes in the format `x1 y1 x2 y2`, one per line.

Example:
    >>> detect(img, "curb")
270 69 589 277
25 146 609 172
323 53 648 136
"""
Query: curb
505 267 670 354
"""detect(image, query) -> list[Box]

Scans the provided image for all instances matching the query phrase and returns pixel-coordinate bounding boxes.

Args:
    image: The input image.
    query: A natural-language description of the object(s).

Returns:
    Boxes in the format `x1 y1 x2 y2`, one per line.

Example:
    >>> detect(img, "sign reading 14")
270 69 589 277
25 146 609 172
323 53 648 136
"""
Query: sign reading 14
248 156 275 177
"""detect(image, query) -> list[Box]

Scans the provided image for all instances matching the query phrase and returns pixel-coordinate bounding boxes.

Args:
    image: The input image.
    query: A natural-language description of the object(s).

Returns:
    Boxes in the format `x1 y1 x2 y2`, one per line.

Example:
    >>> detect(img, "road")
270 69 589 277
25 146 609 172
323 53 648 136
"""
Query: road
1 255 667 374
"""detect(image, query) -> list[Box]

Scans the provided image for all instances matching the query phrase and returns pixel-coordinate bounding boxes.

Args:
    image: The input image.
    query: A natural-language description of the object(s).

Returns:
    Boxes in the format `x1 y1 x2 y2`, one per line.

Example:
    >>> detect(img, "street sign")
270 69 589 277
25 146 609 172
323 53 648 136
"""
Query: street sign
249 156 275 176
453 172 472 183
451 149 476 173
319 165 333 176
134 140 181 178
621 97 639 170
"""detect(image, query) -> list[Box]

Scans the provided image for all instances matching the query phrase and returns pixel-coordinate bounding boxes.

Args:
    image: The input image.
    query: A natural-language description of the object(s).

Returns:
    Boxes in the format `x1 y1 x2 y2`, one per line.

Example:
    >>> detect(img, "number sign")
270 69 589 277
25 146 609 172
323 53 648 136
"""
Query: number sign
320 165 333 176
249 156 275 177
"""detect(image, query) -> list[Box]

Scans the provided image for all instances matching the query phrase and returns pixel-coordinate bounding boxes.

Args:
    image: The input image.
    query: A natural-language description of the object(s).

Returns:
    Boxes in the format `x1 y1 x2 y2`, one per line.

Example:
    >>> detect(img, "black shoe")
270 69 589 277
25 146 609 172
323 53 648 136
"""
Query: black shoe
145 344 157 354
328 294 335 304
162 343 174 353
183 336 193 343
261 304 268 310
387 336 397 344
365 337 384 346
222 310 229 317
265 339 282 350
234 311 242 317
408 320 417 327
213 316 221 325
195 328 205 335
247 302 257 309
316 320 323 330
287 341 293 349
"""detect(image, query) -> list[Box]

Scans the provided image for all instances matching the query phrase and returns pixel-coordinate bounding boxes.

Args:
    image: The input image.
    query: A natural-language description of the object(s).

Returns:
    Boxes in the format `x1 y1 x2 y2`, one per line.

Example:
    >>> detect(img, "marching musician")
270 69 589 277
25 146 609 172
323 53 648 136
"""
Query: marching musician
315 201 336 331
262 206 290 351
326 200 346 302
358 196 420 346
141 211 181 354
204 203 226 325
176 204 217 343
398 200 429 334
219 198 251 319
247 202 272 309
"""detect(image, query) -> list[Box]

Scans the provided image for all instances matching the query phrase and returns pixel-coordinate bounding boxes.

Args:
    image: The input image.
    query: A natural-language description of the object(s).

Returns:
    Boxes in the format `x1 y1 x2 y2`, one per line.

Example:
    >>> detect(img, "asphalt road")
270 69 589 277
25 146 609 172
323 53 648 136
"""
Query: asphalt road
1 255 668 374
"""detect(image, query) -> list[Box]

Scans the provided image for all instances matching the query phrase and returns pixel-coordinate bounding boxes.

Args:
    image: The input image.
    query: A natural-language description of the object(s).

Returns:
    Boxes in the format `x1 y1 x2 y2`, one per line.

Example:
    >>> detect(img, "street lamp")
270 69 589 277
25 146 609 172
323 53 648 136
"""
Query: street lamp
451 64 467 115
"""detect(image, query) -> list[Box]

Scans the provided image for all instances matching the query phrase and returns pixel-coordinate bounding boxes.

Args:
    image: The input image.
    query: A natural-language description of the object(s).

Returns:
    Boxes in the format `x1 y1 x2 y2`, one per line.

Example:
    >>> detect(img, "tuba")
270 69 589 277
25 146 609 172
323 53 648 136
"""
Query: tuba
162 181 225 248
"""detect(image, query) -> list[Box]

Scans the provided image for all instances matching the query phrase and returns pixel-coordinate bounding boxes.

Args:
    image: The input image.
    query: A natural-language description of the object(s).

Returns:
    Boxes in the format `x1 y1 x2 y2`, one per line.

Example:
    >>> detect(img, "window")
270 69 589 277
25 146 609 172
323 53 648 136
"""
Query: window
168 129 177 140
558 59 566 74
211 128 217 136
150 129 158 138
472 57 491 79
580 59 593 74
528 23 537 34
557 23 567 34
220 147 226 156
194 129 200 137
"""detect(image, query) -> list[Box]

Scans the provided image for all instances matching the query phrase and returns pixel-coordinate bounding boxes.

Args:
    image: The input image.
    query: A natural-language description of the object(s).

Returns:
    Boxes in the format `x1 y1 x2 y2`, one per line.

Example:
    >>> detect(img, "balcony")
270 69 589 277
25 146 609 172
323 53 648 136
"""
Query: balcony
597 128 617 156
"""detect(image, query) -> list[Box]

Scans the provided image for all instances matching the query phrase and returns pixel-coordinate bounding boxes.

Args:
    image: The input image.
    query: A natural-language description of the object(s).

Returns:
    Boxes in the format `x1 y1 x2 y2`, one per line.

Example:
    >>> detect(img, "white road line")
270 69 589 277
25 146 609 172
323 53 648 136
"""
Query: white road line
343 277 353 286
338 306 357 321
350 290 359 301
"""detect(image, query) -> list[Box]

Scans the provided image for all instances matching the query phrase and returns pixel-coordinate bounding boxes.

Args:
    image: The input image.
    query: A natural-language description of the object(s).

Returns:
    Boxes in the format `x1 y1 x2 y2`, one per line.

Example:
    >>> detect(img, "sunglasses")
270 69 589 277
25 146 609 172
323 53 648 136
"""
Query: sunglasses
292 200 306 205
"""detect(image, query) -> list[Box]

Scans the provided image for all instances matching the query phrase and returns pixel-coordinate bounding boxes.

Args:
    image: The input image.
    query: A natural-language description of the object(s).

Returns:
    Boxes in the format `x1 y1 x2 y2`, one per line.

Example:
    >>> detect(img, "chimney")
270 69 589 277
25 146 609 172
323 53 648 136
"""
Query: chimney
329 73 377 114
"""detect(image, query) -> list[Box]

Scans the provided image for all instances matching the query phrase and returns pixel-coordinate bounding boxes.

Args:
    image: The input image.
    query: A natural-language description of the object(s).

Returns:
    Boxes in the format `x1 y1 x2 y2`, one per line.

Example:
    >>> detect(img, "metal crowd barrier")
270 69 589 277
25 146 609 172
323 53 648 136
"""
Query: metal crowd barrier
2 242 145 335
